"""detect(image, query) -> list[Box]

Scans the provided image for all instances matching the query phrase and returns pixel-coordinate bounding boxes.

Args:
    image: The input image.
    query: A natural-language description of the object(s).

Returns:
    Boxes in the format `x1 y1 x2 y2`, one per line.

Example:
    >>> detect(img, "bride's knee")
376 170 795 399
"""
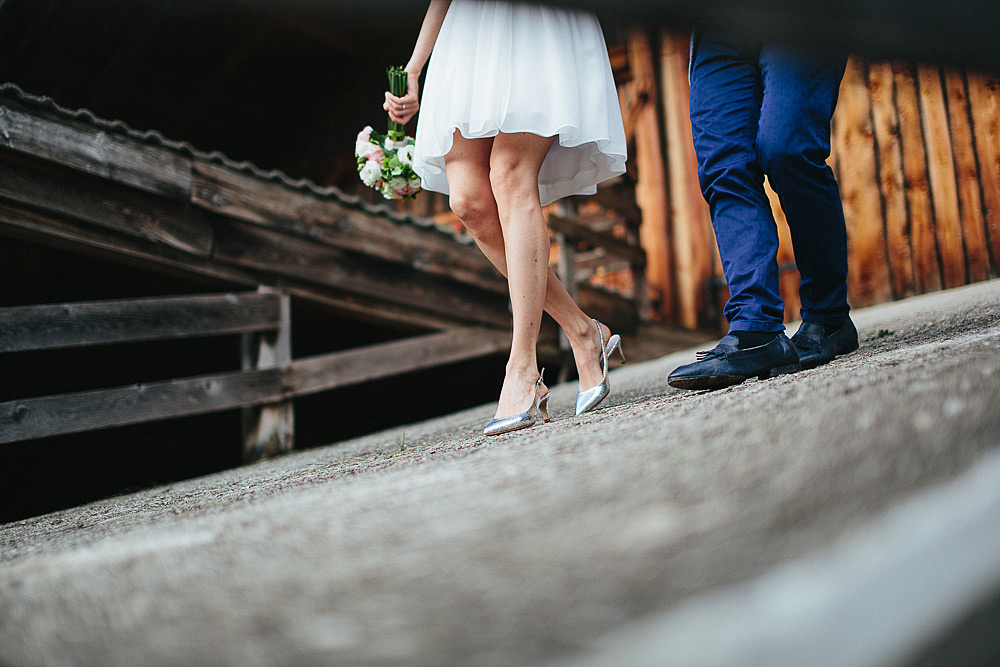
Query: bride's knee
488 158 541 208
449 187 495 226
488 160 525 199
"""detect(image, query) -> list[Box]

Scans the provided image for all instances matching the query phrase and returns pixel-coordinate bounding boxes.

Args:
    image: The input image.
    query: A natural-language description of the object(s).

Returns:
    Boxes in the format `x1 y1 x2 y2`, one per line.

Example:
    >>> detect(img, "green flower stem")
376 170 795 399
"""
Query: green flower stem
387 67 408 141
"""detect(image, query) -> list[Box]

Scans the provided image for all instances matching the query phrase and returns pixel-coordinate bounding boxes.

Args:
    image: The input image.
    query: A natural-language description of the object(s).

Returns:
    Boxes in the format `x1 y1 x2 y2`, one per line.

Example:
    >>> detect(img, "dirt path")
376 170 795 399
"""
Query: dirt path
2 280 999 667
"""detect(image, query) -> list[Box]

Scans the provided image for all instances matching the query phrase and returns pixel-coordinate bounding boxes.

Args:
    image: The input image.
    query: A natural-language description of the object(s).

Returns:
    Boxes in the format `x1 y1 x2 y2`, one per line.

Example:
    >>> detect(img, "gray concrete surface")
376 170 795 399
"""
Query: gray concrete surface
1 279 999 667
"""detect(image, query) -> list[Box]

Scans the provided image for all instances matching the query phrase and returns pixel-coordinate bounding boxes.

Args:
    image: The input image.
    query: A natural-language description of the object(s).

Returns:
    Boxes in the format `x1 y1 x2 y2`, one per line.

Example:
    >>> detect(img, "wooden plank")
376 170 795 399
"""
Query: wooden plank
546 215 647 266
944 69 992 283
0 151 212 256
661 29 718 329
576 283 639 334
0 292 281 353
0 198 263 288
868 61 916 298
917 64 967 289
831 58 892 307
0 99 192 200
242 288 293 461
288 327 510 396
966 72 1000 272
211 218 512 328
191 160 506 295
0 367 284 444
626 28 673 321
590 181 643 226
0 201 485 333
893 61 942 294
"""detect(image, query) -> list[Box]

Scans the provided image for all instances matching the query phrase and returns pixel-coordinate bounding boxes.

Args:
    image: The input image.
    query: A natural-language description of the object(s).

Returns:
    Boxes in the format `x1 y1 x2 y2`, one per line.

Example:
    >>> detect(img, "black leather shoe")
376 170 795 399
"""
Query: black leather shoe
791 318 859 369
668 333 801 390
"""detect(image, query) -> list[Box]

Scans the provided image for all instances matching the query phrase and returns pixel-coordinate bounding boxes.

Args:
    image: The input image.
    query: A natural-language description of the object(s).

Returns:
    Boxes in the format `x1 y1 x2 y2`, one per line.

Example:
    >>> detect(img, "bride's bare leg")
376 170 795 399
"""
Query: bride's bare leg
482 131 553 418
444 133 610 394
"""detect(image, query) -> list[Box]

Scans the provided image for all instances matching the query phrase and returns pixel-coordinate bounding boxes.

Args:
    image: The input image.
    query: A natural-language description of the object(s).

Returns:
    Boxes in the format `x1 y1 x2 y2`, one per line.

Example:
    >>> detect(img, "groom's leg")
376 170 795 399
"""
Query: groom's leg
689 35 784 334
758 45 850 326
669 36 801 390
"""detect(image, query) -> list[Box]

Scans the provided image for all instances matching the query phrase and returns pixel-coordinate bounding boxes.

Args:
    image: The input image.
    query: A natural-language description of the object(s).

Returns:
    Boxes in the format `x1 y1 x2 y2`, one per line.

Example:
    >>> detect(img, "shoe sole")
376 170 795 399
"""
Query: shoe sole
669 361 802 390
799 340 860 370
758 361 803 379
483 421 537 436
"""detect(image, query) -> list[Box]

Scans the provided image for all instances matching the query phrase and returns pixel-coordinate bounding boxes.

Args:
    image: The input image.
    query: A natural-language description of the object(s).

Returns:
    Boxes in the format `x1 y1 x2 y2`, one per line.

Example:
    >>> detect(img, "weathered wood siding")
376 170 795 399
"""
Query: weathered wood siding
646 30 1000 330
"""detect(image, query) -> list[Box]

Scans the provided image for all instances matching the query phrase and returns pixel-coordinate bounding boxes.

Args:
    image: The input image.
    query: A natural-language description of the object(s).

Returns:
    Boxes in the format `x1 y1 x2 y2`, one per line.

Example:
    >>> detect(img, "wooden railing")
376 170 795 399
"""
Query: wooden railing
546 185 648 381
0 288 509 460
549 179 649 322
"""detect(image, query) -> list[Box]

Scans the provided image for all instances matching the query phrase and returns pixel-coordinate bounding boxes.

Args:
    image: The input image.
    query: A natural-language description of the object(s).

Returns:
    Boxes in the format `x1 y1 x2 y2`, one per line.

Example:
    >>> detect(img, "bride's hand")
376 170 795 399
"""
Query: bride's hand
384 73 420 125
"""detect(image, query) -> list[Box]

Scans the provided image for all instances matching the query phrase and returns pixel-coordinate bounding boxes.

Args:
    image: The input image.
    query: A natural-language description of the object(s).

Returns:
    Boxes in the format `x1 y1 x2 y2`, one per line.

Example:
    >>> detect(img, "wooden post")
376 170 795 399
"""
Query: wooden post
660 29 718 330
917 64 967 289
626 27 673 322
831 57 892 307
893 61 942 294
868 61 916 299
966 72 1000 273
241 286 293 462
944 69 992 283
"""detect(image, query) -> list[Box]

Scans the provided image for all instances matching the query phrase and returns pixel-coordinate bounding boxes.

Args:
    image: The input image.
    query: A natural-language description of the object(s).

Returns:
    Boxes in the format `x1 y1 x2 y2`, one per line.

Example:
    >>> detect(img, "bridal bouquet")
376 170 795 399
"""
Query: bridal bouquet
355 67 421 201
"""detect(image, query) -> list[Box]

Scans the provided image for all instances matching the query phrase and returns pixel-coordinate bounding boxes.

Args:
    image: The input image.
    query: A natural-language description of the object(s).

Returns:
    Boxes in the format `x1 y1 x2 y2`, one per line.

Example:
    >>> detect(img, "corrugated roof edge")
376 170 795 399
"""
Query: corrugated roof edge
0 82 472 245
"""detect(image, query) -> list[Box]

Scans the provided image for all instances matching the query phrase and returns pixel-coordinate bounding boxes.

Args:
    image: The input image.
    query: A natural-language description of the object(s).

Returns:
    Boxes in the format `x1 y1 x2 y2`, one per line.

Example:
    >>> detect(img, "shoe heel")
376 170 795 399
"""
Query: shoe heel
538 395 549 422
759 361 802 380
615 343 627 364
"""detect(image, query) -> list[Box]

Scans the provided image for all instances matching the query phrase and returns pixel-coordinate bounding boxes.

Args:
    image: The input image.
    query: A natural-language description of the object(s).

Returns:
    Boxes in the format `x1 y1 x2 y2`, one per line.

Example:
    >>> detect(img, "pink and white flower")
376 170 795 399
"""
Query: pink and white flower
359 160 383 187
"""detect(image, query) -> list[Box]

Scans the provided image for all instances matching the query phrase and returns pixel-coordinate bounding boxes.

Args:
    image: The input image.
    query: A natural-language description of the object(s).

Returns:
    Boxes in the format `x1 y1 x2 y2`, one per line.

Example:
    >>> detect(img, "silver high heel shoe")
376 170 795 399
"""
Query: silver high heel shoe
483 369 550 436
575 319 626 416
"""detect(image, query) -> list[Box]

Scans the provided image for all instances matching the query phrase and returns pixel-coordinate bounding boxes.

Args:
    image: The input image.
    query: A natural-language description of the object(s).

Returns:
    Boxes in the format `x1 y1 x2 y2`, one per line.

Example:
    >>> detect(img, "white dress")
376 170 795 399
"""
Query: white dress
413 0 627 206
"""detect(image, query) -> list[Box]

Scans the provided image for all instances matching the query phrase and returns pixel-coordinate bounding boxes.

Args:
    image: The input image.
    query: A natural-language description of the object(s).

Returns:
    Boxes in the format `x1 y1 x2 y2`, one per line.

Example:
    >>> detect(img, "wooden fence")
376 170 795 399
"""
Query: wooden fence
0 289 509 459
634 30 1000 330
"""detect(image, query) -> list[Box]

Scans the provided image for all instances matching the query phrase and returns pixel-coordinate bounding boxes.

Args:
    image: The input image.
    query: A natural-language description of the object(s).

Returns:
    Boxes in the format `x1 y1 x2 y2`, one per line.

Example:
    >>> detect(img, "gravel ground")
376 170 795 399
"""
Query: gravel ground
1 280 999 667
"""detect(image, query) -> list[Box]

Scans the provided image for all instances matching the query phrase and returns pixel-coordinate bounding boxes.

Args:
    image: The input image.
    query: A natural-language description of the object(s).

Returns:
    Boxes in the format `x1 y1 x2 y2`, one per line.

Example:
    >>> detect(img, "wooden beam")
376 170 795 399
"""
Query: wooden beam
211 218 512 328
0 292 281 353
0 367 285 445
0 199 261 289
0 151 212 256
0 98 192 200
0 201 490 333
288 327 510 396
547 215 647 266
242 287 293 461
590 180 643 226
575 283 639 334
192 160 506 295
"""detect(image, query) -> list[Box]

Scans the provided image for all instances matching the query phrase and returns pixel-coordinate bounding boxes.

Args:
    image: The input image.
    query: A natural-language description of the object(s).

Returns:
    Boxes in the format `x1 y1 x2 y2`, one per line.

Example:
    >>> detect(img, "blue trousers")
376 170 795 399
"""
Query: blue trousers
689 35 850 332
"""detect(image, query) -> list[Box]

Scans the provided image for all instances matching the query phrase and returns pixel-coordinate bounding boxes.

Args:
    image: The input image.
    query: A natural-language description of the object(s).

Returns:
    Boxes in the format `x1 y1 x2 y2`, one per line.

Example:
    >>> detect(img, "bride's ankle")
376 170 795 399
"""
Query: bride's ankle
567 318 605 350
504 358 538 376
567 317 596 343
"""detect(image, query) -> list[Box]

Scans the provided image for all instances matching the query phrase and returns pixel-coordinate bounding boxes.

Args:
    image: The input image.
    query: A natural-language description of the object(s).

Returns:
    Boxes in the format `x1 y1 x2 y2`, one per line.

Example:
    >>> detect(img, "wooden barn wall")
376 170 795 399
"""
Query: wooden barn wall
641 30 1000 331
